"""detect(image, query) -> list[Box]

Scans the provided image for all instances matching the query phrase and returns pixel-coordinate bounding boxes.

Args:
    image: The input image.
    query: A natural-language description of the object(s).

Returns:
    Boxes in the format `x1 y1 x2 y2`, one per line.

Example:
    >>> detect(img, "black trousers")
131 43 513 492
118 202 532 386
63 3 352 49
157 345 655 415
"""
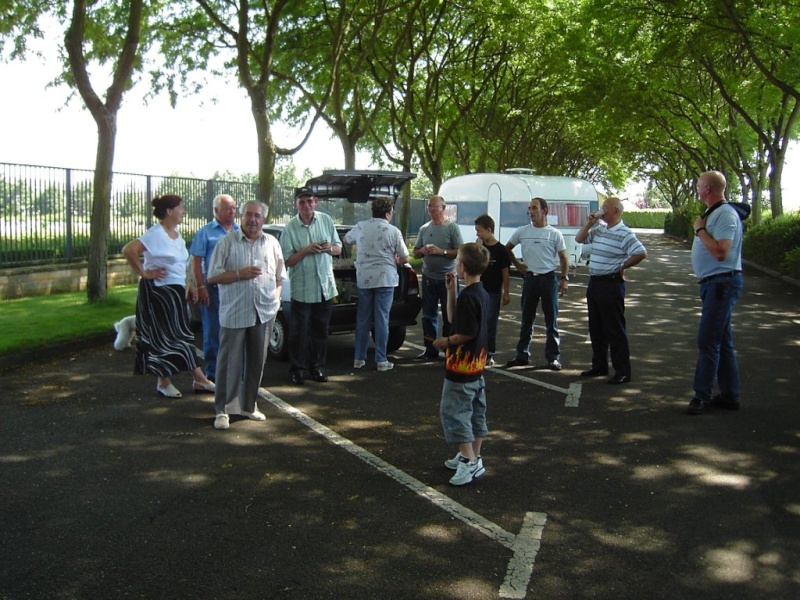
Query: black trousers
289 298 333 373
586 277 631 377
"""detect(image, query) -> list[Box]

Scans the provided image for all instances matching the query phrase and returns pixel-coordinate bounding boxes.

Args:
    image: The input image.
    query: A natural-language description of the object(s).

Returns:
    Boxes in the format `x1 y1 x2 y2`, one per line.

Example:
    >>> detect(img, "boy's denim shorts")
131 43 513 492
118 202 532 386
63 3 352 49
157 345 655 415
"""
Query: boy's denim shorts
439 376 489 444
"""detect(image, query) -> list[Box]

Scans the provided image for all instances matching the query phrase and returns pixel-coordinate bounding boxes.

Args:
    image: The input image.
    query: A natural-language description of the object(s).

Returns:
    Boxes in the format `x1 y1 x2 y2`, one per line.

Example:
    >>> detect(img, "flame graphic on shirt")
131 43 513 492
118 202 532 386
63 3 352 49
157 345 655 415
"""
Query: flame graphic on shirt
445 346 488 374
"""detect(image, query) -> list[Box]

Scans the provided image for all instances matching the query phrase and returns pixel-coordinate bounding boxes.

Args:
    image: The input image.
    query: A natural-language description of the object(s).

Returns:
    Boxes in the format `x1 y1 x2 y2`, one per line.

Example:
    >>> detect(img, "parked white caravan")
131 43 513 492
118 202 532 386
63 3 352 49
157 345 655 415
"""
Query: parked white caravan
438 170 600 267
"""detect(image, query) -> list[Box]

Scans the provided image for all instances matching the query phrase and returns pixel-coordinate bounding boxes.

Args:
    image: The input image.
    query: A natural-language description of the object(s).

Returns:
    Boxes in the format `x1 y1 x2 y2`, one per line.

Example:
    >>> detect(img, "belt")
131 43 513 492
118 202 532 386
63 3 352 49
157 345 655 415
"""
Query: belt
698 270 741 284
524 270 555 278
590 272 622 282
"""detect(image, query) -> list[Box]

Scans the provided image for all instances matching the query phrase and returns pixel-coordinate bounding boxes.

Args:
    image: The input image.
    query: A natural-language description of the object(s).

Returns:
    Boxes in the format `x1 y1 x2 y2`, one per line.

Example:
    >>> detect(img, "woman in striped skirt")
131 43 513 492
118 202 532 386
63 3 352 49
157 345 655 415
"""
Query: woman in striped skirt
122 195 215 398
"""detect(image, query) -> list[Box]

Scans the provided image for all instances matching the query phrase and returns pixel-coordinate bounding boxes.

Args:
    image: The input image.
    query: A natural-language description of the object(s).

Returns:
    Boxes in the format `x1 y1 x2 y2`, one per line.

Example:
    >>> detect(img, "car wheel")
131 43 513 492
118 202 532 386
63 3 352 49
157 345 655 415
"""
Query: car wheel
385 326 406 353
269 311 289 361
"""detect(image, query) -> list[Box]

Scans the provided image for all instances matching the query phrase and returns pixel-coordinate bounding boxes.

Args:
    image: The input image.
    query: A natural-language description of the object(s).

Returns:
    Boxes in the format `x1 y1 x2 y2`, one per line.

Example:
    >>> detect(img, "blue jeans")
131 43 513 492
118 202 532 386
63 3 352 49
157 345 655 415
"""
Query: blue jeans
201 285 221 379
485 291 502 357
421 275 455 353
289 299 333 373
515 272 560 362
693 273 743 402
354 286 394 363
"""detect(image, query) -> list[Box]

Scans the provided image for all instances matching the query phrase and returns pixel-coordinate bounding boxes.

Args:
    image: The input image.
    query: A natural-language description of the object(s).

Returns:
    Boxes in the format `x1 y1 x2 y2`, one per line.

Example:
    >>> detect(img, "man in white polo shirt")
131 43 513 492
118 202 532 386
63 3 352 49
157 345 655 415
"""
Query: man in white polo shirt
504 197 570 370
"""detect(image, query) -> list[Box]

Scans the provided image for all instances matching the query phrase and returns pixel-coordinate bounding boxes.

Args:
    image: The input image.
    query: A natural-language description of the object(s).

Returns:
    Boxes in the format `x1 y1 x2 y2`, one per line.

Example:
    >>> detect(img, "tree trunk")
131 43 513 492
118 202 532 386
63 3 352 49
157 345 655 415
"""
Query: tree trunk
396 150 414 238
64 0 143 303
87 115 117 302
342 138 357 224
252 102 277 221
769 152 785 218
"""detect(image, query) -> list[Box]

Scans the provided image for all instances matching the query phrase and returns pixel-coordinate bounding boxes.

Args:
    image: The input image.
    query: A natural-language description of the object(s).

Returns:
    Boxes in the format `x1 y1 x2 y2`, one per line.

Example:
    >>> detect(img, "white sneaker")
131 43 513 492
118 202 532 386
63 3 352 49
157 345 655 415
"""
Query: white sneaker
377 361 394 372
444 451 464 470
242 409 266 421
353 360 366 369
213 414 229 430
445 452 483 470
448 457 485 486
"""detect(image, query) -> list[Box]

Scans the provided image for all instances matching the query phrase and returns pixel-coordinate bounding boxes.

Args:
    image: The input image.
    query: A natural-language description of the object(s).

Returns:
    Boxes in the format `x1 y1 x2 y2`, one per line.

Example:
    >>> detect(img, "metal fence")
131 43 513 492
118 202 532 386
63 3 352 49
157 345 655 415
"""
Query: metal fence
0 162 430 268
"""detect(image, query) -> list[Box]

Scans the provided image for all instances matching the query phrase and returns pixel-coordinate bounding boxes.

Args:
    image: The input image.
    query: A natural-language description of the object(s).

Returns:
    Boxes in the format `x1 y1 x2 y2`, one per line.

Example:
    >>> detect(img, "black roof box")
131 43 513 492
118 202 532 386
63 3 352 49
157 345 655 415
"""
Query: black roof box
301 170 416 203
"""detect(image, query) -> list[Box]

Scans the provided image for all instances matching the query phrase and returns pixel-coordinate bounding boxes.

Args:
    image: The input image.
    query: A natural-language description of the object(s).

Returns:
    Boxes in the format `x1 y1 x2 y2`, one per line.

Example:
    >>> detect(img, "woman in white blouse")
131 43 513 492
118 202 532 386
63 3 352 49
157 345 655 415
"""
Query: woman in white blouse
122 194 215 398
344 196 409 372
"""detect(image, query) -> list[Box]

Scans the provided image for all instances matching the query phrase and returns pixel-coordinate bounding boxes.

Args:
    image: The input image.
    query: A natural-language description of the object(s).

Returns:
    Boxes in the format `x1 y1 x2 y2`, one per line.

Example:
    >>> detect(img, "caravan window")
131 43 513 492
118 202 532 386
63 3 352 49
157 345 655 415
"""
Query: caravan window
548 202 590 227
500 202 530 228
450 202 486 226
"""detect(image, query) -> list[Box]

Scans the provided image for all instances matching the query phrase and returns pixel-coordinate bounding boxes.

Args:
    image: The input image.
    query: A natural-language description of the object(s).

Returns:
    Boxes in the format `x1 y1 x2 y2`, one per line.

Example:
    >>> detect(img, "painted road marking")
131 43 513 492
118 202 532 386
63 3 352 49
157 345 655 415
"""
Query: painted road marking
497 317 587 340
406 342 582 408
258 388 547 599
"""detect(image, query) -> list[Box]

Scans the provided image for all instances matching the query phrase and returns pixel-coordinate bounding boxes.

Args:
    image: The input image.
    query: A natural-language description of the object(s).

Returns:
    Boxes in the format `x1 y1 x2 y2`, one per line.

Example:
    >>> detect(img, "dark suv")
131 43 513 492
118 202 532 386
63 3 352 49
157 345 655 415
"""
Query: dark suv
265 169 421 360
263 223 421 360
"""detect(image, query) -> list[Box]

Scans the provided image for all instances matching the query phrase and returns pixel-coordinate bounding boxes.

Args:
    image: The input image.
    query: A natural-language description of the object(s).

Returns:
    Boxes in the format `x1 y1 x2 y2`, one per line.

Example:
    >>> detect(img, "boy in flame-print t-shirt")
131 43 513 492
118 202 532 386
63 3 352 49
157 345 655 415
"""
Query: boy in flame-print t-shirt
433 242 490 486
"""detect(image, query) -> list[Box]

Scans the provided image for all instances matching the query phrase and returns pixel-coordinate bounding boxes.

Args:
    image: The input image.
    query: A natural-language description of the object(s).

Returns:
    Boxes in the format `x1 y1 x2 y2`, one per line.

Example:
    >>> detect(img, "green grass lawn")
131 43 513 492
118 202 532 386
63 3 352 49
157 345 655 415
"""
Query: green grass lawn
0 285 138 355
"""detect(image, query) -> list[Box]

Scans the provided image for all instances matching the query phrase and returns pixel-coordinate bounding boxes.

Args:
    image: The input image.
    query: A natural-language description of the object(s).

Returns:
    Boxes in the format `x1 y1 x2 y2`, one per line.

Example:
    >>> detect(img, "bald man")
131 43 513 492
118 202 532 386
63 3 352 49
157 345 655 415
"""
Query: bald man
687 171 744 415
575 196 647 384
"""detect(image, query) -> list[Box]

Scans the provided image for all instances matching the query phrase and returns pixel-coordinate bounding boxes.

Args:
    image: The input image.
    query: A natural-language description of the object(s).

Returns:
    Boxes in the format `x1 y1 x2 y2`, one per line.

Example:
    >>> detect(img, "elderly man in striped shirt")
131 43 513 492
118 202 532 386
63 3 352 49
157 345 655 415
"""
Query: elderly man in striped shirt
207 201 285 430
575 196 647 384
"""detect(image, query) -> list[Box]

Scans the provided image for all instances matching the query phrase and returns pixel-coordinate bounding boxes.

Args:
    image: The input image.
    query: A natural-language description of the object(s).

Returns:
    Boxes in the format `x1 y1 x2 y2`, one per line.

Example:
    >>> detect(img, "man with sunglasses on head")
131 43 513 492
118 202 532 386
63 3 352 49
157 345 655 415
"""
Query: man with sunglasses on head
413 195 464 360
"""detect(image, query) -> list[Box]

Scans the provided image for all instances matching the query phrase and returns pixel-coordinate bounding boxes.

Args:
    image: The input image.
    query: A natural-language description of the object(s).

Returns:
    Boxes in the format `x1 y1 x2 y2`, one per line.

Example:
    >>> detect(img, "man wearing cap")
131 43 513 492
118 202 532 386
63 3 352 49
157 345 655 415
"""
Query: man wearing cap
413 195 464 360
280 188 343 385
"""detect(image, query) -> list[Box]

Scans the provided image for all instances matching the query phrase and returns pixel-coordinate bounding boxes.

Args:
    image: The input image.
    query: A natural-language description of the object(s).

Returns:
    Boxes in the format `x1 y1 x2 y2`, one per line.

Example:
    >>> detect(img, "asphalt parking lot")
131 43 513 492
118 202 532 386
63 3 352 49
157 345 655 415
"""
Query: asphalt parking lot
2 232 799 600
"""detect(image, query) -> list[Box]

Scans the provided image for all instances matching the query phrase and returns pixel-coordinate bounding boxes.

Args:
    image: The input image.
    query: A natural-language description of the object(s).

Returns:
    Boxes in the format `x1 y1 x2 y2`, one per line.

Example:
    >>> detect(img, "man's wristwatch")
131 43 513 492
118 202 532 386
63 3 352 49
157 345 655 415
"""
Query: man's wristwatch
560 275 569 282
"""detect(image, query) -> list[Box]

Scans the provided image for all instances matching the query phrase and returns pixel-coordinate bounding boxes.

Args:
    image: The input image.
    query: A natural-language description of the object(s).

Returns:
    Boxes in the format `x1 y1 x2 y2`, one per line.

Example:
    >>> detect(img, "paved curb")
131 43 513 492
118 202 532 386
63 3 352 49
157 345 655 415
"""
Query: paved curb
742 258 800 288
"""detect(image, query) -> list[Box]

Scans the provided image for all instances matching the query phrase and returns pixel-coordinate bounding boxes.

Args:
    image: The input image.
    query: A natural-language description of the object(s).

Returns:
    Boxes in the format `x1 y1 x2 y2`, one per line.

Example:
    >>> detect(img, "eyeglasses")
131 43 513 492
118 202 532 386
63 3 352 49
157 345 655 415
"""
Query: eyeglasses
427 204 443 209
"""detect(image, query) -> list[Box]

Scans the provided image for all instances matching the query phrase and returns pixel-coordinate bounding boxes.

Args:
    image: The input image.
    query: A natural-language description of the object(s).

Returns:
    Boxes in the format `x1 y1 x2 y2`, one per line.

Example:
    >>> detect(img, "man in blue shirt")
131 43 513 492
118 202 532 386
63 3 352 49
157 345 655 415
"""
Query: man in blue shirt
190 194 238 382
688 171 745 415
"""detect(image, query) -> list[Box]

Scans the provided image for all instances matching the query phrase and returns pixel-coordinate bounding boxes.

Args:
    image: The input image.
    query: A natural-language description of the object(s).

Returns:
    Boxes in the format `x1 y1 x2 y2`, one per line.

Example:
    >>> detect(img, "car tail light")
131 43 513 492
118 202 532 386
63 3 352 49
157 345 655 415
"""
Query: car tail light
405 266 419 296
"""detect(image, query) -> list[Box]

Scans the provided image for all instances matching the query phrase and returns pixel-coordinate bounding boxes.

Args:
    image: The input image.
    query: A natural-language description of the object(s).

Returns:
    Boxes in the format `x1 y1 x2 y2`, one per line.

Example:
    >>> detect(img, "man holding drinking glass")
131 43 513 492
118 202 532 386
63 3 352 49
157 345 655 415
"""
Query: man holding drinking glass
281 187 343 385
207 201 285 430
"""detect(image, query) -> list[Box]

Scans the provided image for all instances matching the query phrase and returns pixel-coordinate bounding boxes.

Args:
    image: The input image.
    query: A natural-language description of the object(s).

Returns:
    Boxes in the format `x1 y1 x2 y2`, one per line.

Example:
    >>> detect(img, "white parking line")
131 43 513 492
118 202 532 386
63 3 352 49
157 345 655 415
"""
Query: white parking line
258 388 547 599
406 342 583 408
497 316 588 340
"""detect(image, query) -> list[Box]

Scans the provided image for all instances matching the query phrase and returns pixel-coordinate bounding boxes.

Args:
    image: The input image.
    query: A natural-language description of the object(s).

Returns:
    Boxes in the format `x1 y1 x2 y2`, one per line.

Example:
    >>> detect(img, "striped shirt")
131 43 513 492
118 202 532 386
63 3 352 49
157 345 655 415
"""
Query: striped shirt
584 222 646 275
208 230 285 329
280 212 341 303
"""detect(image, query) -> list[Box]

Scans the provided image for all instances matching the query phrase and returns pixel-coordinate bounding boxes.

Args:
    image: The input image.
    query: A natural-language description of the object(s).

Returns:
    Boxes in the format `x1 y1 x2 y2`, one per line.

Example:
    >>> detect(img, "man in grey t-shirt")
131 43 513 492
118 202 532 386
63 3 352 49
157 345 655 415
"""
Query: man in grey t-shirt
413 195 463 360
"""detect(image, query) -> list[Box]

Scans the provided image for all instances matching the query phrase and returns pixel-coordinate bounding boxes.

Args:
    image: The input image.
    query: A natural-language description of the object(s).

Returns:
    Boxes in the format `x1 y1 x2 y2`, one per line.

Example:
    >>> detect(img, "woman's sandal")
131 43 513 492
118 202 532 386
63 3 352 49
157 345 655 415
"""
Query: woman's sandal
157 383 182 398
192 380 216 394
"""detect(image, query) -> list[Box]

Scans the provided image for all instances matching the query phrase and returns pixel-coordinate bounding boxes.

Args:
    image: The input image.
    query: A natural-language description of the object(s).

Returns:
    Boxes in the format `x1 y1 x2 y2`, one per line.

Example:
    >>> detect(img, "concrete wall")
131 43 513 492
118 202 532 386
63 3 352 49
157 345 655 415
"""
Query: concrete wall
0 260 138 300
